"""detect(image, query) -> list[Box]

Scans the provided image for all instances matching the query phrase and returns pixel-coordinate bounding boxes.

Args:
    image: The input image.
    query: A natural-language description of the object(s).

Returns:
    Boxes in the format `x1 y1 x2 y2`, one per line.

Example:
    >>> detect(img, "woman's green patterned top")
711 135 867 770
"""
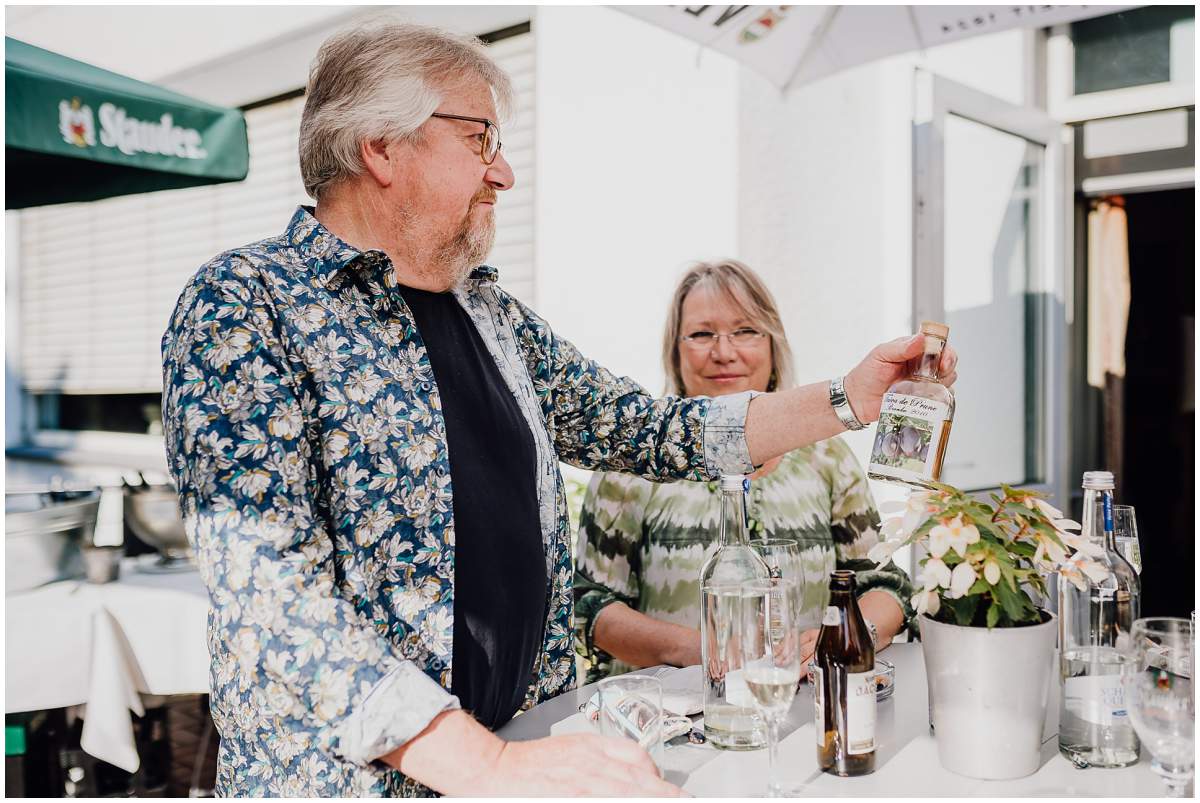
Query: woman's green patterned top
574 436 915 683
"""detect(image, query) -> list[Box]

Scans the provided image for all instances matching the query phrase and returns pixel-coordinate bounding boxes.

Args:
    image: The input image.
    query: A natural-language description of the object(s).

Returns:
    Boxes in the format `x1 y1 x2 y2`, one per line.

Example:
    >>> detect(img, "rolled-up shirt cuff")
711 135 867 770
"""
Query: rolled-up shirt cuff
702 390 761 478
332 661 462 766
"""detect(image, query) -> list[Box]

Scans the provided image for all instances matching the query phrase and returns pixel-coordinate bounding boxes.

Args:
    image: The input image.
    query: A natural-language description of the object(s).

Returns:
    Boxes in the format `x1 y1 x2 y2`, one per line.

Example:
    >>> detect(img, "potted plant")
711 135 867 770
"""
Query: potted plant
868 483 1107 780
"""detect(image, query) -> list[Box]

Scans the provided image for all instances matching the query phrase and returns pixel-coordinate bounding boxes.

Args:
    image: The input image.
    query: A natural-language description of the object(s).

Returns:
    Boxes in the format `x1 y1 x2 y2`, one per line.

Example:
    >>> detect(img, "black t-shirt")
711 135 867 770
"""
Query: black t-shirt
400 286 546 730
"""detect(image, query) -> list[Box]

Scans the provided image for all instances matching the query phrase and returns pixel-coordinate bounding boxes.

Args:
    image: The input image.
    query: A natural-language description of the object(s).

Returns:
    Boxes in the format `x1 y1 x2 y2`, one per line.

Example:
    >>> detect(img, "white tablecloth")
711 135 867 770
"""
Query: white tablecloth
515 643 1165 796
5 558 209 772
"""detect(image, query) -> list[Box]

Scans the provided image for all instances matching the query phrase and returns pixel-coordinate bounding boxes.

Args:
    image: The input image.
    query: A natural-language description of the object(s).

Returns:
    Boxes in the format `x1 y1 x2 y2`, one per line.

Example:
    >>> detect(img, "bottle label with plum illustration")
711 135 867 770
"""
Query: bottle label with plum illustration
867 393 949 484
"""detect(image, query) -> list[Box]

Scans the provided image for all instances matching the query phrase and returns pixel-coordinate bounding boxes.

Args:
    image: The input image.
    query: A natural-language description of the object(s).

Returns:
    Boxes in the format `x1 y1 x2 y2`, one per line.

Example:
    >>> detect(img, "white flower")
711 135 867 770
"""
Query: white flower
867 538 901 566
1059 555 1111 591
921 557 953 591
1024 496 1082 535
941 513 981 558
879 491 933 538
949 561 977 598
912 588 941 617
1025 496 1064 520
983 560 1001 585
926 513 980 559
1059 531 1105 559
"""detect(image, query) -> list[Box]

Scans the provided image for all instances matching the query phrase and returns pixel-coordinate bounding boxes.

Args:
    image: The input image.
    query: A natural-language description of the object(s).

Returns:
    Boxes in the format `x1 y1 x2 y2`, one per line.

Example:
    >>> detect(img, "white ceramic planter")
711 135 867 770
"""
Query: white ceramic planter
919 612 1057 780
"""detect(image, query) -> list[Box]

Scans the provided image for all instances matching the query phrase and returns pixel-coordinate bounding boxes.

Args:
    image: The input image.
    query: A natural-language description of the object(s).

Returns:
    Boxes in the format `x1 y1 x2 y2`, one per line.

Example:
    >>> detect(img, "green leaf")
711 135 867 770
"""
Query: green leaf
986 601 1001 629
993 575 1037 623
1008 541 1037 557
1029 520 1068 552
999 561 1020 592
977 528 1006 548
944 594 981 627
968 577 991 595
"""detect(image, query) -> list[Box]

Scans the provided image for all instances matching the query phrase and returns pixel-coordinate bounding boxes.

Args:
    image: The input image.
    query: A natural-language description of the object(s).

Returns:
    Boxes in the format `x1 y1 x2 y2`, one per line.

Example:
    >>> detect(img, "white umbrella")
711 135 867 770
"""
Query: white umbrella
617 5 1137 91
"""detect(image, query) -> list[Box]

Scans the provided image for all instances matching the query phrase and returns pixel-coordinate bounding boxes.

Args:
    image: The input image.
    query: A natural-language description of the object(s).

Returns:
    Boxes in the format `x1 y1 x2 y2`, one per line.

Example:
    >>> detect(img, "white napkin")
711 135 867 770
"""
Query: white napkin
659 665 704 716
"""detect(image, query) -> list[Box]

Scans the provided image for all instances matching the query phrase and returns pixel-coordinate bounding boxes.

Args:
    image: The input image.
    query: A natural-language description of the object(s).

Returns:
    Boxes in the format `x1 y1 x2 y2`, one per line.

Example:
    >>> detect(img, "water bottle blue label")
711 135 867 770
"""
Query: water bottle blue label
1102 493 1113 534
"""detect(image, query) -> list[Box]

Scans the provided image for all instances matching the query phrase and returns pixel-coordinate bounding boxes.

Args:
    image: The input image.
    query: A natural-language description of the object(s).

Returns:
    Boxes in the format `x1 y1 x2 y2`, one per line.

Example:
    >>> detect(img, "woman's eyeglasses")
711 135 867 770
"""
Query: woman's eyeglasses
679 327 767 350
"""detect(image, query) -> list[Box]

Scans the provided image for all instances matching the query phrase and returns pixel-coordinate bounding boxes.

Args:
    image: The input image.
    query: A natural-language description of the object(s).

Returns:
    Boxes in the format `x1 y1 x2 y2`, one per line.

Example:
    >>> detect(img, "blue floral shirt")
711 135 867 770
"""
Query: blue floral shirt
161 207 757 796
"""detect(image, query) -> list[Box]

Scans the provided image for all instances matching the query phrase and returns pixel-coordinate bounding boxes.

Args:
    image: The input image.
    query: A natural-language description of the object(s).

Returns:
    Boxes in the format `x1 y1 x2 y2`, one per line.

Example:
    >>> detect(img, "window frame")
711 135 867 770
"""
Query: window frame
912 69 1071 507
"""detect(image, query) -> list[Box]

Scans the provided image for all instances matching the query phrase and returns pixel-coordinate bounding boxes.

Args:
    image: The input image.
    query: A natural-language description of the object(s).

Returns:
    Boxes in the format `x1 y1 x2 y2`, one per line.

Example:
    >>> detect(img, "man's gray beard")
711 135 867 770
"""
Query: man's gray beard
434 213 496 289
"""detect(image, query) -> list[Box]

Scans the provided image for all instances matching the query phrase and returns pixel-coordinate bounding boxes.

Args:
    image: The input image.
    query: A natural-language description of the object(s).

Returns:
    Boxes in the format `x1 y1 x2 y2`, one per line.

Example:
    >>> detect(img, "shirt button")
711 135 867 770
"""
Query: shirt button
420 382 431 392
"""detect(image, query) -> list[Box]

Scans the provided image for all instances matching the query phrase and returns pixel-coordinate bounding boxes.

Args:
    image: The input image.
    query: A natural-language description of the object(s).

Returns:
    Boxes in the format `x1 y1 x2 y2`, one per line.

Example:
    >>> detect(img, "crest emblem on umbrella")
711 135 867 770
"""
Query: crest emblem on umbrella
58 97 95 149
739 6 790 45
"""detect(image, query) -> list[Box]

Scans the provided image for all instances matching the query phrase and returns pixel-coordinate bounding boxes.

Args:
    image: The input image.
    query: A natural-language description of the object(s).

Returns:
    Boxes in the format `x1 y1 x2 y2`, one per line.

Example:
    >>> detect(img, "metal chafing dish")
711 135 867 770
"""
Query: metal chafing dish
5 486 99 593
122 475 192 571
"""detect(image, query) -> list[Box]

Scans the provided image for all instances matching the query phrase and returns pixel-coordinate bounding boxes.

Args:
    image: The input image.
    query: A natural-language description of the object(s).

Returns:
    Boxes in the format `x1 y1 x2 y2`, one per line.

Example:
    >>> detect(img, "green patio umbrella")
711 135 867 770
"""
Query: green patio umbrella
5 37 249 209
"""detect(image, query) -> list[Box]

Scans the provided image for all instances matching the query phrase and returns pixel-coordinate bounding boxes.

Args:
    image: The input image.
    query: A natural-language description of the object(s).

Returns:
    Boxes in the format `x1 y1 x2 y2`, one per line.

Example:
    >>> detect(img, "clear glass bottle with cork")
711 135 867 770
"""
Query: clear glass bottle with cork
867 321 955 489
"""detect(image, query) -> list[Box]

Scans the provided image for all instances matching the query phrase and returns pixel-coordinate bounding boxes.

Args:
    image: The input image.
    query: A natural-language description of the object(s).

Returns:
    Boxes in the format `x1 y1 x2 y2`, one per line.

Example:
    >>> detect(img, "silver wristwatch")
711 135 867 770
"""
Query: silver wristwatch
864 618 878 647
829 375 865 431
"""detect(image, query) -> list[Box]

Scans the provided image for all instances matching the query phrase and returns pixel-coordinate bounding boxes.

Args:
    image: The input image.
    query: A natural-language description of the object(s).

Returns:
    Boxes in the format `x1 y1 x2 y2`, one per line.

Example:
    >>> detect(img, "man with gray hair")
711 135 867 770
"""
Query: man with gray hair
162 20 957 797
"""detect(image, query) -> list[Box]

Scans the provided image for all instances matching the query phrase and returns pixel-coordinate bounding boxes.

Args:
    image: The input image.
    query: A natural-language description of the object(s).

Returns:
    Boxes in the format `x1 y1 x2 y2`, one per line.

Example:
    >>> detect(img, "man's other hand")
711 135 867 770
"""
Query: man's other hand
462 733 685 797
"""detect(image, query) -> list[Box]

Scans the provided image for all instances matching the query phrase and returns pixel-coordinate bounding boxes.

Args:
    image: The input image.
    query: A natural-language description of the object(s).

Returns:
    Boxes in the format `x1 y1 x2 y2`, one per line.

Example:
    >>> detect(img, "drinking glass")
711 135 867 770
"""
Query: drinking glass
1121 617 1194 796
752 537 802 580
1111 505 1142 574
597 674 665 772
739 577 802 797
752 538 811 632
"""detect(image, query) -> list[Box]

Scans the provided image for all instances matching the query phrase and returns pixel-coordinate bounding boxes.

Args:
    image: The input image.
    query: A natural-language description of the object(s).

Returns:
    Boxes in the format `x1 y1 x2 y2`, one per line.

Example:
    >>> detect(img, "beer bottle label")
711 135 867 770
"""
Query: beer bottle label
846 671 876 754
822 606 840 626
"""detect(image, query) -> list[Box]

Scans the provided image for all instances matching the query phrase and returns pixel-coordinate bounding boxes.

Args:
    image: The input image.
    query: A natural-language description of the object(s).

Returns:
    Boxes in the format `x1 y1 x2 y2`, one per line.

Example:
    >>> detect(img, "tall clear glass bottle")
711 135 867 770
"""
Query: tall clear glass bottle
1057 470 1141 767
700 474 771 750
866 321 955 489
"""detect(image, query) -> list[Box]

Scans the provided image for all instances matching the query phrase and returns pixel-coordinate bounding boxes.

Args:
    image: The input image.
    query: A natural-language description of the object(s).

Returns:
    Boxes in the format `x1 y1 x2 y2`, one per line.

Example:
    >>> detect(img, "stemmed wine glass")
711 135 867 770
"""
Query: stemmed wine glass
1110 505 1142 574
739 577 802 797
1121 617 1194 797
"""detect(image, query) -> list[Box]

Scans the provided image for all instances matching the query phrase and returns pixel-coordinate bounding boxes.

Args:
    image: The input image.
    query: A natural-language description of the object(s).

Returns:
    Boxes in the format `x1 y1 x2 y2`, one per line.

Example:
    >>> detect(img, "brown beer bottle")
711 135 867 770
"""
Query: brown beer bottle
813 570 876 776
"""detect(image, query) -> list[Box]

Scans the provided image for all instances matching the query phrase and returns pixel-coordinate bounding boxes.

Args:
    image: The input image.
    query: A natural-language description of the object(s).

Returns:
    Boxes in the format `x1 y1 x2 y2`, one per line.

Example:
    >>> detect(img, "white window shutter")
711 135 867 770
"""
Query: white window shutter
19 30 536 395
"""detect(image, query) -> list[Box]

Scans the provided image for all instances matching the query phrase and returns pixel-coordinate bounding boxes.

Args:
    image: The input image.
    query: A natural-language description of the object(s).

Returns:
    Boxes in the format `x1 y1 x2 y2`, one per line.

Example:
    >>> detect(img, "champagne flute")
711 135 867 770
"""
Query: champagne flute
752 538 804 638
1121 617 1194 797
739 577 802 797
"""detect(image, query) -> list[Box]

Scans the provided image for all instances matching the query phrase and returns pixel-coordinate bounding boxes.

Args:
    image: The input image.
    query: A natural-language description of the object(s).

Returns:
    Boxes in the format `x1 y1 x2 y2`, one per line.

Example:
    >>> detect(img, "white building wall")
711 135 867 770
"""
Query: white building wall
533 6 740 398
735 30 1030 510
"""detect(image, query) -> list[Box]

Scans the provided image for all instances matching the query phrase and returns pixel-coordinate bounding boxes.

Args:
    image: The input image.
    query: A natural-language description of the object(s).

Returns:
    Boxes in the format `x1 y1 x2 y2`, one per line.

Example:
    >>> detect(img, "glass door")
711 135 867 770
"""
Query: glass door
912 70 1070 507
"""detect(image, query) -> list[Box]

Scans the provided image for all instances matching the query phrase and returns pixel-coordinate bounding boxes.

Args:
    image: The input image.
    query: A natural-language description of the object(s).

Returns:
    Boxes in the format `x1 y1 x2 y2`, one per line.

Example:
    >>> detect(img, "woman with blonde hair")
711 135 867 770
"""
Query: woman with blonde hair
574 259 914 682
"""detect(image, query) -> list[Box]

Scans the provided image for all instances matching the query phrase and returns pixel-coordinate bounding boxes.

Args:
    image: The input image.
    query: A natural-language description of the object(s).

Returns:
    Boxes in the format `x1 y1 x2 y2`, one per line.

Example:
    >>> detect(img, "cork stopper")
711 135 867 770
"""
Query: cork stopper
920 321 950 339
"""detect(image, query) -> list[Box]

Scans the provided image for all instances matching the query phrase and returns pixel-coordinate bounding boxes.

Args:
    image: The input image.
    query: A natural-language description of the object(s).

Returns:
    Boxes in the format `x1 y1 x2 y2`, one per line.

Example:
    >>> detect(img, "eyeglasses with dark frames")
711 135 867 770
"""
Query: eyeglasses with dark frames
429 112 502 165
679 327 768 351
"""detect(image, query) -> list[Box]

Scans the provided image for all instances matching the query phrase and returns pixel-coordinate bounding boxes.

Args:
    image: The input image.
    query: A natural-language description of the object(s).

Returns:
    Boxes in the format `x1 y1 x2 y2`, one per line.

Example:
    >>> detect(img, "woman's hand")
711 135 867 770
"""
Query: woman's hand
843 333 959 423
798 628 820 671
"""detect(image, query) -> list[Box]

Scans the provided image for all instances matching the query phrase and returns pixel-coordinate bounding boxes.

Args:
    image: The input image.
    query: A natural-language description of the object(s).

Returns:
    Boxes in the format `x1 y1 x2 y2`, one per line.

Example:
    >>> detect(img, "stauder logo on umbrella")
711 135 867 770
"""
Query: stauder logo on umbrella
57 97 207 160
